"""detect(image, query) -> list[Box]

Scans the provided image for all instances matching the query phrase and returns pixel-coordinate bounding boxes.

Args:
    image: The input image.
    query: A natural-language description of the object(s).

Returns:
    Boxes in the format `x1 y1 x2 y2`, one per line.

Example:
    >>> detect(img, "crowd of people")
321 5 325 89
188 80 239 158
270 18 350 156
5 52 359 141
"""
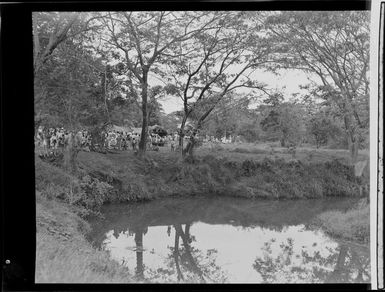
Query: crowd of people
35 125 241 158
35 126 90 156
35 125 184 156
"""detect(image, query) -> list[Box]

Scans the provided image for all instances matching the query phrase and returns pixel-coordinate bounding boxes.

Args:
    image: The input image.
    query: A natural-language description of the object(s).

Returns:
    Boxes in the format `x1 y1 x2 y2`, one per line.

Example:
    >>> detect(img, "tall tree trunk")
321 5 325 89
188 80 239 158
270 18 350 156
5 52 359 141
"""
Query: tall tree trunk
139 73 149 157
104 68 111 124
347 132 359 164
179 116 188 156
183 128 198 159
183 106 214 159
344 113 359 164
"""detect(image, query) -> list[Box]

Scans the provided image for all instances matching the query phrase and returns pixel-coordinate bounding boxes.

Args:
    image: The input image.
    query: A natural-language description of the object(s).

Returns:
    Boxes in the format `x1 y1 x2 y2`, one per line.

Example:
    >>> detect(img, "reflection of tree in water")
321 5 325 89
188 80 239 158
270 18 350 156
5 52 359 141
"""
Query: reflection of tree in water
131 226 148 280
145 223 228 283
253 237 370 283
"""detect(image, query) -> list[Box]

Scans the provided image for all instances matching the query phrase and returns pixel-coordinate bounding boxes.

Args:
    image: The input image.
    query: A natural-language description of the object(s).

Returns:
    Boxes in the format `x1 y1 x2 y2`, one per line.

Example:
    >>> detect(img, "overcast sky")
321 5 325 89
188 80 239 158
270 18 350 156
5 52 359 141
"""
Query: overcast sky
159 69 312 114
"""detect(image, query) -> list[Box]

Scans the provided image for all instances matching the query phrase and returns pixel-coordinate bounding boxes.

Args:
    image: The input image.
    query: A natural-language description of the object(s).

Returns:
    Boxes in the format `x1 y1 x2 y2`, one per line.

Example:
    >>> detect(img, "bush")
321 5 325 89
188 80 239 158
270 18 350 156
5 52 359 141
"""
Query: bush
62 175 115 210
228 157 362 199
36 156 115 212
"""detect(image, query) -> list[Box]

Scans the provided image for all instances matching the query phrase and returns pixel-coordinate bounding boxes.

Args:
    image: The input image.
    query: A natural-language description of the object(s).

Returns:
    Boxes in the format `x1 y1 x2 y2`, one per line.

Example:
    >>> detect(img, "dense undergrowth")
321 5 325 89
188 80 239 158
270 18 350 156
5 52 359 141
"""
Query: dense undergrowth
35 150 369 282
76 151 368 204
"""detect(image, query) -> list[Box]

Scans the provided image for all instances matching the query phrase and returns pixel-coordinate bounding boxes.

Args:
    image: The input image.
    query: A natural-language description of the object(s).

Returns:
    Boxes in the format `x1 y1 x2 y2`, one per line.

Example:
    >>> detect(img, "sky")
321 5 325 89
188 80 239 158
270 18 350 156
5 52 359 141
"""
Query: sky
159 69 312 114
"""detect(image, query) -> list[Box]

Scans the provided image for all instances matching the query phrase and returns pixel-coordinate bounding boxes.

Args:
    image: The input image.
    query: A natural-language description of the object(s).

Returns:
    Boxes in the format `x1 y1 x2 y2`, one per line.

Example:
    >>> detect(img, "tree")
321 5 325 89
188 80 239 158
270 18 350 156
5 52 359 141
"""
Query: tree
160 111 182 134
109 95 142 127
33 12 109 173
253 238 370 283
163 11 272 157
264 11 370 162
148 85 166 126
34 13 110 173
260 94 306 147
201 93 260 142
307 113 341 148
33 12 101 74
96 11 222 157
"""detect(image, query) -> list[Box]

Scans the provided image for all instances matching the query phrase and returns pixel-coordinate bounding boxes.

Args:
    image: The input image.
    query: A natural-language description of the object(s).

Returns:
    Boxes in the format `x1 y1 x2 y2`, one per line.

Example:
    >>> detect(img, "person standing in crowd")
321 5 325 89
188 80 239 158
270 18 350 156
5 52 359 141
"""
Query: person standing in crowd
170 137 175 151
132 135 138 151
116 131 122 151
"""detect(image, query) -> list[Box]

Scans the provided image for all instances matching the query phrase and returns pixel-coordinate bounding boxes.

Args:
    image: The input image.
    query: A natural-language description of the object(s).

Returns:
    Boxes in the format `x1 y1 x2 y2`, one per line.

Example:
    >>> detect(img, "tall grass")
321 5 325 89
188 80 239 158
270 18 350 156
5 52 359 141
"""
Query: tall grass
36 191 134 283
313 200 370 245
36 232 134 283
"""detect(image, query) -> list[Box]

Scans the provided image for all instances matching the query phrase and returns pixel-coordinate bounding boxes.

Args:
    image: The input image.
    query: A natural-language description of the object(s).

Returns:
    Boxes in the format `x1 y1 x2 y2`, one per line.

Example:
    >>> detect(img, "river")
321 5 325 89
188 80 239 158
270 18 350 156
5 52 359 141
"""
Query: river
87 197 370 283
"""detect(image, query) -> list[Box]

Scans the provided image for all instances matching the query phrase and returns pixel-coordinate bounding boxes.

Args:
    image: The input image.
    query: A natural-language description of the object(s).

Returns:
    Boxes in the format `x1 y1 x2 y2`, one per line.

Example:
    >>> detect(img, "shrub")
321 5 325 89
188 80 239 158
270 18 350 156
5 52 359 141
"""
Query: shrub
77 175 114 209
36 156 116 212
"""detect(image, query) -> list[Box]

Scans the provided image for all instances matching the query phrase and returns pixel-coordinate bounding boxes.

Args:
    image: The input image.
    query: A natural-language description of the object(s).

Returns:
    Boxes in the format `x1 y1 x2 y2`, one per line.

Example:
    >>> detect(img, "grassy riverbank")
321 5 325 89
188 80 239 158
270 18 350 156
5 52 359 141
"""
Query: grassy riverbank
76 146 368 200
35 158 136 283
313 200 370 245
36 191 134 283
35 144 369 282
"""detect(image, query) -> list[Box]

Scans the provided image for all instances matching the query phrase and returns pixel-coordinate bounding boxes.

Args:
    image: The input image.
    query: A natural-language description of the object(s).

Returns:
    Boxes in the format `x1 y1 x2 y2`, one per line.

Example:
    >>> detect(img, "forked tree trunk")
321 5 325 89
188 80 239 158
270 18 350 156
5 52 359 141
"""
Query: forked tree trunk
174 224 205 282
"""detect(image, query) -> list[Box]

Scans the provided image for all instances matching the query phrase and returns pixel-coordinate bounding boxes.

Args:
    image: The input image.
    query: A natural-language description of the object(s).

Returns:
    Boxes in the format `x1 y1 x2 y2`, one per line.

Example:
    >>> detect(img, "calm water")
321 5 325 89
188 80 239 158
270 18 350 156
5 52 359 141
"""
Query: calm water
87 197 370 283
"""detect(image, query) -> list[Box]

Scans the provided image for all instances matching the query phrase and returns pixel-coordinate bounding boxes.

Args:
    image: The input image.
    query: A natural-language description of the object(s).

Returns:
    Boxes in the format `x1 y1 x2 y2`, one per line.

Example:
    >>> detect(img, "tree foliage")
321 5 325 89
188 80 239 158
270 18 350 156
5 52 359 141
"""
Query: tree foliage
307 113 341 148
264 11 370 161
260 94 306 147
33 11 370 161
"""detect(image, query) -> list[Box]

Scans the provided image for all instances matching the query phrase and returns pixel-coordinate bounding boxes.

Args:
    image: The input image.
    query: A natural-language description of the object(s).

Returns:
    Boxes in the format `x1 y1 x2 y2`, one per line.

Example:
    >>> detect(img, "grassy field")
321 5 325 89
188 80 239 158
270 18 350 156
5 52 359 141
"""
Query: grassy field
192 141 368 163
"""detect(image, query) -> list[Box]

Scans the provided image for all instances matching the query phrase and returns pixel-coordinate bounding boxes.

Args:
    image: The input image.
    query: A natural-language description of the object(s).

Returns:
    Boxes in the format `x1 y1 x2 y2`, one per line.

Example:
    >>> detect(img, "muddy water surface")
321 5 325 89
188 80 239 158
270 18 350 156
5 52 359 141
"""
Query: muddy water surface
87 197 370 283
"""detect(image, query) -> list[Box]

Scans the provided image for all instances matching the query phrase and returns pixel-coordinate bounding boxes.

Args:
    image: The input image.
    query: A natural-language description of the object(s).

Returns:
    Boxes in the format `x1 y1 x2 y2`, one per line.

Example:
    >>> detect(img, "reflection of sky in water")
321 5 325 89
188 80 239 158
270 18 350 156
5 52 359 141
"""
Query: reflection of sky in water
100 222 370 283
